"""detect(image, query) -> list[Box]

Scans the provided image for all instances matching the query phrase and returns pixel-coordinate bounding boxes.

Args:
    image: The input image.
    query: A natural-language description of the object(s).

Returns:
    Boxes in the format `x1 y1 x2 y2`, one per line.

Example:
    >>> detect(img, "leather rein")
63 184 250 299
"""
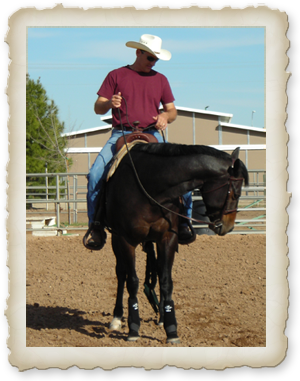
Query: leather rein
116 99 242 230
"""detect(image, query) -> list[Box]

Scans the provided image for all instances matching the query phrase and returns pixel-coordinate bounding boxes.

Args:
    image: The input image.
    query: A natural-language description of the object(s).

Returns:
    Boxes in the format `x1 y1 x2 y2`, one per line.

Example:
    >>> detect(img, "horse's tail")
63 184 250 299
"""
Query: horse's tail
143 241 159 314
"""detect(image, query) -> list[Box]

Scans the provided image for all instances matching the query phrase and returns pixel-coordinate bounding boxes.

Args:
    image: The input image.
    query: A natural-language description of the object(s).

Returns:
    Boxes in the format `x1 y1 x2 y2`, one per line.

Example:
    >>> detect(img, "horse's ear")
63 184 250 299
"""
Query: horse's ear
231 147 240 162
230 147 240 169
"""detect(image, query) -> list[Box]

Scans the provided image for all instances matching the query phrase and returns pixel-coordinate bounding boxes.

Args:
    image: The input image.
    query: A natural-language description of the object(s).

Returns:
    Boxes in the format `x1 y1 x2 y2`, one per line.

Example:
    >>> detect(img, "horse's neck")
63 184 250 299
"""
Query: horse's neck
171 154 228 181
153 154 229 202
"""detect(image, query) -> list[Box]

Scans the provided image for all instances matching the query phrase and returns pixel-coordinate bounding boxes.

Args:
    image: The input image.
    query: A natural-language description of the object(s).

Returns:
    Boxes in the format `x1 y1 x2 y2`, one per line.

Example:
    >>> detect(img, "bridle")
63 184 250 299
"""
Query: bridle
116 98 244 232
201 176 244 232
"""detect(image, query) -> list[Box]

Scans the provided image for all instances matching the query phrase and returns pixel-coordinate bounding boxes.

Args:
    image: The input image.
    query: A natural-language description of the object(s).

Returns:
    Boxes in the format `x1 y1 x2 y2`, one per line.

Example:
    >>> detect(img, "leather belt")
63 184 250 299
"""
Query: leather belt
113 125 134 131
113 125 157 132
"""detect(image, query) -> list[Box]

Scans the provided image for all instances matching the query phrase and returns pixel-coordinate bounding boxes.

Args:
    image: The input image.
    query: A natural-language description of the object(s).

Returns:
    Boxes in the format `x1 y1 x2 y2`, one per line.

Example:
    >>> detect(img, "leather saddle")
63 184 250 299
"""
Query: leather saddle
115 132 158 152
106 132 159 181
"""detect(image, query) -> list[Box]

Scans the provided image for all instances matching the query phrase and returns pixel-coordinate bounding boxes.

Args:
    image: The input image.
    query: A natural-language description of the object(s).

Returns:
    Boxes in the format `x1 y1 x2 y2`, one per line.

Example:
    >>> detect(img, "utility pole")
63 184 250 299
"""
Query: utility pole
252 110 256 127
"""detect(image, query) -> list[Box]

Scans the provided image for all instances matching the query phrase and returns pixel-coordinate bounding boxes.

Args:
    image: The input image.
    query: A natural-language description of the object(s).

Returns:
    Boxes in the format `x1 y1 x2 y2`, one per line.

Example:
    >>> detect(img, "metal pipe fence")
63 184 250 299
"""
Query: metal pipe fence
26 170 266 235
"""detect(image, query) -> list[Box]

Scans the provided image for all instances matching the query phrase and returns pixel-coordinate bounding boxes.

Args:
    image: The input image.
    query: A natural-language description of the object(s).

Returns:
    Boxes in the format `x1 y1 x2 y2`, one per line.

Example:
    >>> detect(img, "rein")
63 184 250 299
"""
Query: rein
116 99 241 230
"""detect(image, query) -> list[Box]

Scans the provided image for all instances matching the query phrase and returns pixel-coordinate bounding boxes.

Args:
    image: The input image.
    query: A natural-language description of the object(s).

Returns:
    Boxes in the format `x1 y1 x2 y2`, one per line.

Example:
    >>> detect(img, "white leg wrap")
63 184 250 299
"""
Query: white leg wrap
109 317 122 331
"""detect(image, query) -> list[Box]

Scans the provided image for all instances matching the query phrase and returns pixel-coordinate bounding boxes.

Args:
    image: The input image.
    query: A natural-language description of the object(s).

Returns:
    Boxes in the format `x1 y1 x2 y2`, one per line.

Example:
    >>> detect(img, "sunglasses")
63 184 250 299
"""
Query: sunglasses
140 50 159 62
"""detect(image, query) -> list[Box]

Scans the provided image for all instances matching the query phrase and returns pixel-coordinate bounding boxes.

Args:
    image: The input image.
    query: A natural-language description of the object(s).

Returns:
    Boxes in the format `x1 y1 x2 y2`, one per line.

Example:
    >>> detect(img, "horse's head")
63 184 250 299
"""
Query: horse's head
200 148 249 236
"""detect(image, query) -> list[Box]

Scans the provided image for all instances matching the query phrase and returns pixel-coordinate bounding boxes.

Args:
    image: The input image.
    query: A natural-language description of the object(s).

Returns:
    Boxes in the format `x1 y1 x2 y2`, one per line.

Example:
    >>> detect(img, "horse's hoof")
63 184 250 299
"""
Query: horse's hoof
167 337 181 344
166 332 180 344
127 331 139 342
109 317 122 331
158 321 164 327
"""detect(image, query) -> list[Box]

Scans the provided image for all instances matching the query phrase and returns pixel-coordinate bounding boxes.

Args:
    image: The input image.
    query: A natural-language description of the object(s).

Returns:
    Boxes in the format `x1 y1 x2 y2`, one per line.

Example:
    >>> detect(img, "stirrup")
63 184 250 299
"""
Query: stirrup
83 223 107 251
178 220 196 245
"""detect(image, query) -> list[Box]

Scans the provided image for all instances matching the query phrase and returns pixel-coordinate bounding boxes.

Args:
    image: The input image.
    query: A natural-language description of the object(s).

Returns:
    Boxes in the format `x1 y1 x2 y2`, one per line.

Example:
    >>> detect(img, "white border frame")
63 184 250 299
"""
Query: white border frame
5 5 289 371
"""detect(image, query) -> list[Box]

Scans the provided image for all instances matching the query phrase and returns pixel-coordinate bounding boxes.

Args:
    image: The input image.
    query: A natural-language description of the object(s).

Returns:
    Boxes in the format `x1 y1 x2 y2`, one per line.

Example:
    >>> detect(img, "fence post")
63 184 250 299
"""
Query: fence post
56 174 60 228
45 163 48 211
74 175 78 223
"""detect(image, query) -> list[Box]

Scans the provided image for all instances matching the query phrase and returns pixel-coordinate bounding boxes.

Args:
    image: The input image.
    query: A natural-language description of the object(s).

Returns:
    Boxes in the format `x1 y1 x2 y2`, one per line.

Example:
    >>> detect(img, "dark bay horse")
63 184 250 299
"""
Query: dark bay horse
89 143 248 344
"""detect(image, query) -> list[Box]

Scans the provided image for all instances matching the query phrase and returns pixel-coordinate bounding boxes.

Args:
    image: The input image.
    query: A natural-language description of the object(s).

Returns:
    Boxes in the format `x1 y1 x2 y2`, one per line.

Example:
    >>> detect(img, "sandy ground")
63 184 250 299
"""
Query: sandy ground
26 231 266 347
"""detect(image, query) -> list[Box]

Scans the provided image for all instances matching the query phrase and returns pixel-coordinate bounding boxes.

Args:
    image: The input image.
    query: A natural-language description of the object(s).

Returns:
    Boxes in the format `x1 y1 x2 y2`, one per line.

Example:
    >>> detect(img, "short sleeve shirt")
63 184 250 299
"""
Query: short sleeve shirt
97 65 175 128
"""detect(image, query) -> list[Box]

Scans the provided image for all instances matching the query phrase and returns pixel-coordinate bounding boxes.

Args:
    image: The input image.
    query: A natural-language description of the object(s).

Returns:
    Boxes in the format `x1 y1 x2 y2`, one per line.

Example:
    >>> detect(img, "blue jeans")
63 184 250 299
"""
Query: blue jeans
87 128 193 225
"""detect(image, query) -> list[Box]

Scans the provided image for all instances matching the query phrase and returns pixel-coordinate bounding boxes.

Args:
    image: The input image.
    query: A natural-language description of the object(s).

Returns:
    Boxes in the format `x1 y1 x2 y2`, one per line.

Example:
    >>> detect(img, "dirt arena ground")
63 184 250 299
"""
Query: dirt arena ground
26 230 266 347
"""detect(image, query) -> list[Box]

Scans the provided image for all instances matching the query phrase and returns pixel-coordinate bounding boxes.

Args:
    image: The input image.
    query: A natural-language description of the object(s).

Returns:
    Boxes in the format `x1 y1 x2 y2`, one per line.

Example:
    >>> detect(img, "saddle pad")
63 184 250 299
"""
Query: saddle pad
106 140 148 181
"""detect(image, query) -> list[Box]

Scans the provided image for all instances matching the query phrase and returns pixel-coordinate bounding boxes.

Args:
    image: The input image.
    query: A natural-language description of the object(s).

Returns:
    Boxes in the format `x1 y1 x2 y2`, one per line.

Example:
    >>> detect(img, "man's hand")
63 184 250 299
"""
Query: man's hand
110 92 122 109
152 114 169 130
94 92 122 115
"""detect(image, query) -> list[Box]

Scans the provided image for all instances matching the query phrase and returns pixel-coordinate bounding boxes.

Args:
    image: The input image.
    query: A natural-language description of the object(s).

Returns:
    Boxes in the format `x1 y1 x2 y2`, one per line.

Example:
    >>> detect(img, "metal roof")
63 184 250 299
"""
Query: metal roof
62 106 265 137
175 106 233 123
100 105 233 125
220 122 266 133
62 124 111 137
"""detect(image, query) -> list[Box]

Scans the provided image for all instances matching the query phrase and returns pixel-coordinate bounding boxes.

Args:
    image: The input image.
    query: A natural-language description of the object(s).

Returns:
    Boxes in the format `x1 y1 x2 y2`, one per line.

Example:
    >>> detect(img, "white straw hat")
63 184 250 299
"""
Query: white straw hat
126 34 171 61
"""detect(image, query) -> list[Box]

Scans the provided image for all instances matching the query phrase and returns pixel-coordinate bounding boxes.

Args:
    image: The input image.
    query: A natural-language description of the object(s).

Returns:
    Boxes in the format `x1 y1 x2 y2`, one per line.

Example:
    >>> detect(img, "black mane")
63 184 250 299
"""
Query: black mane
132 142 248 183
132 142 229 160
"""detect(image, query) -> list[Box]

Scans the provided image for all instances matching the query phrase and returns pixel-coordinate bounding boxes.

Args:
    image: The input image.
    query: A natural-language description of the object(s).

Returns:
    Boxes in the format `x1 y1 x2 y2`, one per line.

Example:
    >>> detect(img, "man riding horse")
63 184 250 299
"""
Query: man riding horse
86 34 194 249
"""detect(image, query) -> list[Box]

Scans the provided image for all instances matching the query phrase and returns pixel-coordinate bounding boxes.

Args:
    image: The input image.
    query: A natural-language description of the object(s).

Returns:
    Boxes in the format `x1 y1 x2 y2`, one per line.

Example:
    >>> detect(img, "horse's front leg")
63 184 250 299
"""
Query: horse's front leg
157 233 180 344
110 234 126 331
111 235 140 341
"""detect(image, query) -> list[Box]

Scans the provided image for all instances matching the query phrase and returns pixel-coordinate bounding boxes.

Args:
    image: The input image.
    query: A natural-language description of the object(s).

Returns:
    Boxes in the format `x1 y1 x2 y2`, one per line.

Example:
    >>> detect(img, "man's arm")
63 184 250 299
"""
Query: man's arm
94 92 122 115
153 102 177 130
162 102 177 124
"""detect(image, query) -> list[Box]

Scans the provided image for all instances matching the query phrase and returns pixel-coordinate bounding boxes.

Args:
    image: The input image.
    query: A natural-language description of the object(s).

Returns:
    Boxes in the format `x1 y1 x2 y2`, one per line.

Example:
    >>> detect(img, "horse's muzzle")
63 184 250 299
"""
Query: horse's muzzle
212 223 233 236
213 213 236 236
211 220 223 235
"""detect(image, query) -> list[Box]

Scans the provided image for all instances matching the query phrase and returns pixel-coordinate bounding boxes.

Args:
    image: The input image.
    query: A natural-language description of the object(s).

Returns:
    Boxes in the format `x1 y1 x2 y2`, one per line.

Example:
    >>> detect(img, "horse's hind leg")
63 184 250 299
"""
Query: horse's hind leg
157 234 180 344
112 235 140 341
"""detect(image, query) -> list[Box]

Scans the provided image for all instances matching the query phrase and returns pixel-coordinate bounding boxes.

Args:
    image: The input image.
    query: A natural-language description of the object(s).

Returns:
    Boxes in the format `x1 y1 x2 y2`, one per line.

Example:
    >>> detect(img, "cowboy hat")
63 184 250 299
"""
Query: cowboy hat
126 34 171 61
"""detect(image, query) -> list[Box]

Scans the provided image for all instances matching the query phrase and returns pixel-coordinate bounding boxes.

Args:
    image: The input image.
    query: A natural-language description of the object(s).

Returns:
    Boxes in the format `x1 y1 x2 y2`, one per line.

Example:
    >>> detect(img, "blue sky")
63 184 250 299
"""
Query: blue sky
27 27 265 133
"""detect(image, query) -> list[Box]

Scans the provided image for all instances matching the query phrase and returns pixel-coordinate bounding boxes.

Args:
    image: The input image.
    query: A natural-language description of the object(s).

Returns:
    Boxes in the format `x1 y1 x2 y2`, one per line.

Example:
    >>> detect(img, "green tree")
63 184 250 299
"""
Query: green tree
26 75 69 174
26 75 72 207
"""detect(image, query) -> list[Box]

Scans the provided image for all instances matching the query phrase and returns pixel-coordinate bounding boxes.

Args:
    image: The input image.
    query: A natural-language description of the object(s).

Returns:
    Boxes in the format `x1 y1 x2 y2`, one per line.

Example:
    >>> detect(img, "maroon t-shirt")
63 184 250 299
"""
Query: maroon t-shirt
97 65 175 128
